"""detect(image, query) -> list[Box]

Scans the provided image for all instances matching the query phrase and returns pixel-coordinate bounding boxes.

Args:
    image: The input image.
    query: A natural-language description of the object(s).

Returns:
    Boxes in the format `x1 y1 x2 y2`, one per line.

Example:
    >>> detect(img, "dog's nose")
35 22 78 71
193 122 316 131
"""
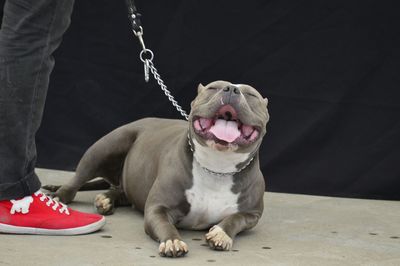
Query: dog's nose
221 85 241 105
223 85 240 95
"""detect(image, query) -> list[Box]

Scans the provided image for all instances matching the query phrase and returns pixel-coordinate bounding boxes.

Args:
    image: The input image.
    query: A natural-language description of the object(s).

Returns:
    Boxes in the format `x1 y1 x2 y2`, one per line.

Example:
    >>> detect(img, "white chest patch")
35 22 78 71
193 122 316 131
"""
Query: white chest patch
178 160 240 230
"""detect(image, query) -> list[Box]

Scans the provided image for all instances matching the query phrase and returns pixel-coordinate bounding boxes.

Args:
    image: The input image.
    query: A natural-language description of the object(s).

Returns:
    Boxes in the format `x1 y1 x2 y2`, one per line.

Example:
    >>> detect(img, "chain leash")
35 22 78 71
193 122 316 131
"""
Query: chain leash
126 1 189 120
125 1 258 175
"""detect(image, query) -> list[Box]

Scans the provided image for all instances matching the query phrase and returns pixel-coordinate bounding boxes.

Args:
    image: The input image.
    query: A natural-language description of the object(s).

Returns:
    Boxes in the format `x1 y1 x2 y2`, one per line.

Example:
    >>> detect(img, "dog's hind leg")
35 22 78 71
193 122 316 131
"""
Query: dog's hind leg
94 185 128 215
48 125 138 204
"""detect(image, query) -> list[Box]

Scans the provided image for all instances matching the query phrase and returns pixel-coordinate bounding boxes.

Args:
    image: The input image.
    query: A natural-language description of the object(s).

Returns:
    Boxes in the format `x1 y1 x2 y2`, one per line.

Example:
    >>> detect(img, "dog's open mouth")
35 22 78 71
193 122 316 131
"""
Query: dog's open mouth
193 105 259 145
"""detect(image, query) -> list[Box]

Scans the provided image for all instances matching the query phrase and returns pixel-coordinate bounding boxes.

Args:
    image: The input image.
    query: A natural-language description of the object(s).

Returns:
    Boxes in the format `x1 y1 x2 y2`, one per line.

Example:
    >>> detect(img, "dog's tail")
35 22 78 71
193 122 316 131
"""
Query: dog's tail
42 178 111 193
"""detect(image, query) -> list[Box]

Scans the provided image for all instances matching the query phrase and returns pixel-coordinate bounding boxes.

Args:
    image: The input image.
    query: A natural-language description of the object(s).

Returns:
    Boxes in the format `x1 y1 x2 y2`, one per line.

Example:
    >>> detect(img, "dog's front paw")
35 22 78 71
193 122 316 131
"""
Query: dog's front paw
205 225 233 251
159 239 188 257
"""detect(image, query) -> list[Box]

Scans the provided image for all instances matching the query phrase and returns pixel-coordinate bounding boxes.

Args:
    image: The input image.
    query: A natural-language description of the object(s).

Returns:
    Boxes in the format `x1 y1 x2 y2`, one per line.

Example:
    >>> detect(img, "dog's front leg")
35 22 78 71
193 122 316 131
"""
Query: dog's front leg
205 212 261 251
144 205 188 257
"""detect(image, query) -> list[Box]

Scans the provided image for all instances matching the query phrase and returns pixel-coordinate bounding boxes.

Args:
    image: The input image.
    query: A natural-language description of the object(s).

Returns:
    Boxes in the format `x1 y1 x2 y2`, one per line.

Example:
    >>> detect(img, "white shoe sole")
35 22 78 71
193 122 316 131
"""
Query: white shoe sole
0 216 106 235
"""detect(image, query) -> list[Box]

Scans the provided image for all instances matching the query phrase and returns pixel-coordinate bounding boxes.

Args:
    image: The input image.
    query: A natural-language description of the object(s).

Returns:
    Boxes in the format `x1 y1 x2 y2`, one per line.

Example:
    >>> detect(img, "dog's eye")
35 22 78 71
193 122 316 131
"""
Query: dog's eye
245 92 258 98
207 87 218 90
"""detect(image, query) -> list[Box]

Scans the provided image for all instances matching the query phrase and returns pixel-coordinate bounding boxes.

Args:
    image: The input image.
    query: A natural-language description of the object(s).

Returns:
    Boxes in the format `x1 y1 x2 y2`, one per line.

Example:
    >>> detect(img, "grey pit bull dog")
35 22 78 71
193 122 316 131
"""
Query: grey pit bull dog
44 80 269 257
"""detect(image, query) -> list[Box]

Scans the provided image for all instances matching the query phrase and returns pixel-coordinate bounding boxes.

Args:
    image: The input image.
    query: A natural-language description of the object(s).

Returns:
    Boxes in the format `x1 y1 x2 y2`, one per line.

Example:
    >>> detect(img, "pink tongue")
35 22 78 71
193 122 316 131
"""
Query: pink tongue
209 119 241 143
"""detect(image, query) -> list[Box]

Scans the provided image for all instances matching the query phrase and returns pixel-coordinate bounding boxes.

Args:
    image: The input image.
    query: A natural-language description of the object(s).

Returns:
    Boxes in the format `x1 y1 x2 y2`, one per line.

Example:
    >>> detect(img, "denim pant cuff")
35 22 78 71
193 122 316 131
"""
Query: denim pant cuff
0 171 41 200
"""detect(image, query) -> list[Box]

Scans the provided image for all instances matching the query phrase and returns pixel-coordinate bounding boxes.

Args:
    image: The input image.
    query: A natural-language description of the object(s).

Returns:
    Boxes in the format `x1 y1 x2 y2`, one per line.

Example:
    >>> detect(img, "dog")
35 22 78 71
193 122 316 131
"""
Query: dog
45 80 269 257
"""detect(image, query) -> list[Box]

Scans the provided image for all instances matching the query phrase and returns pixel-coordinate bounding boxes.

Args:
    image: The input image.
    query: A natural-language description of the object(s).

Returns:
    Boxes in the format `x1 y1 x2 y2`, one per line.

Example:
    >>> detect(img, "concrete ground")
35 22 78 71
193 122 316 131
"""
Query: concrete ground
1 169 399 266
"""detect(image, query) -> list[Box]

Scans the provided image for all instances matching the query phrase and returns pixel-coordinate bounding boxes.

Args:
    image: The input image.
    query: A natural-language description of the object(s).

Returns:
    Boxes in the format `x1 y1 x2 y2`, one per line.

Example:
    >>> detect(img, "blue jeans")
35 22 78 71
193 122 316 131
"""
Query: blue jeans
0 0 75 200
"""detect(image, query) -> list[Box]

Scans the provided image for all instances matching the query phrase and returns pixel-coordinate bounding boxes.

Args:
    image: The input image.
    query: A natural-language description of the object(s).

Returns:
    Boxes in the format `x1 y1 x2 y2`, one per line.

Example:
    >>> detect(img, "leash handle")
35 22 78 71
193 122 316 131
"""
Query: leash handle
126 0 142 33
124 0 190 120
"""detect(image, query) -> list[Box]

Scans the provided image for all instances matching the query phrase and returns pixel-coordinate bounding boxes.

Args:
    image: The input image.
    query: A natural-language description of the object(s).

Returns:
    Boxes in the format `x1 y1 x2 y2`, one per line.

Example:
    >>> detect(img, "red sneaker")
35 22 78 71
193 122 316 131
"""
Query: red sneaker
0 190 105 235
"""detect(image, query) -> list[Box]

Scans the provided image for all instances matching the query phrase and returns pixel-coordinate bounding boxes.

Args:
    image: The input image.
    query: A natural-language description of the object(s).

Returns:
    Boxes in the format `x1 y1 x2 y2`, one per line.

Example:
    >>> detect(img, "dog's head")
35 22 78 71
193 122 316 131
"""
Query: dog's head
189 80 269 154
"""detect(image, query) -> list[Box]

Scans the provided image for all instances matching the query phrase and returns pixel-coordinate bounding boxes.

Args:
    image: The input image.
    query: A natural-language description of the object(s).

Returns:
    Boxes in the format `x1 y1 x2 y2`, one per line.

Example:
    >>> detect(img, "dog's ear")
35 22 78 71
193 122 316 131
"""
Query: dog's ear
264 97 268 106
197 83 206 94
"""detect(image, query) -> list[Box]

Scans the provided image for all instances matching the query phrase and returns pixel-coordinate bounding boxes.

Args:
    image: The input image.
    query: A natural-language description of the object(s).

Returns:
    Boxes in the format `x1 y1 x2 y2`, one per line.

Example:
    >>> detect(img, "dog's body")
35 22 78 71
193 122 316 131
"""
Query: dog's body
49 81 269 257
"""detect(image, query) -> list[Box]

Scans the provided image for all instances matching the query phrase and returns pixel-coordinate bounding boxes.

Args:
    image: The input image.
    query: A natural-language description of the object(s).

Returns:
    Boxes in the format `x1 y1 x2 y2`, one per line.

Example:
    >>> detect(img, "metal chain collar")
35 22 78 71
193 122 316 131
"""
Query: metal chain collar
187 134 256 176
129 12 189 120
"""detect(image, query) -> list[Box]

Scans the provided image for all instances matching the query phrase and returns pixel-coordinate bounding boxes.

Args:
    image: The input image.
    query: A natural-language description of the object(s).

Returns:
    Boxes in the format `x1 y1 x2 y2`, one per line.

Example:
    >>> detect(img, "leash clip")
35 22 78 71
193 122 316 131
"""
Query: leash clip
134 26 153 83
133 26 146 51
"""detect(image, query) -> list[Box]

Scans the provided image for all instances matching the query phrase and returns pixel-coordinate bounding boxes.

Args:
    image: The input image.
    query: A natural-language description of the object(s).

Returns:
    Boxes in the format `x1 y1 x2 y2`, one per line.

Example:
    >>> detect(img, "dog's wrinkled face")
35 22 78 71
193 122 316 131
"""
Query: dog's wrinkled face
189 80 269 153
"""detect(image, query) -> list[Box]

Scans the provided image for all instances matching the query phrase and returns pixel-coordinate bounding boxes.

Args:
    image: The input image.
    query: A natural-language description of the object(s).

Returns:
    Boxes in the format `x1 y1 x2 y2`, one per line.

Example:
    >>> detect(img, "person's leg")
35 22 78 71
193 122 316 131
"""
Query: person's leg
0 0 74 200
0 0 106 235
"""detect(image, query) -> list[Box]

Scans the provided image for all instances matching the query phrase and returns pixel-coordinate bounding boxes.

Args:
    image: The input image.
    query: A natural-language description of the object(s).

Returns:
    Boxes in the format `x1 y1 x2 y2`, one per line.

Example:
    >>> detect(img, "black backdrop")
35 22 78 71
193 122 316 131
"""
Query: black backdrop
9 0 399 200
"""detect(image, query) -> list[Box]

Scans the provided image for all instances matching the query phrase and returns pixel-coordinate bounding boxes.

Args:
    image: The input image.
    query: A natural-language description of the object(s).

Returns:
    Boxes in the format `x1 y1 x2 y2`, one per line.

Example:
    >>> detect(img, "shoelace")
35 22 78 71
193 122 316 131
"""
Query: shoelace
34 191 70 215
